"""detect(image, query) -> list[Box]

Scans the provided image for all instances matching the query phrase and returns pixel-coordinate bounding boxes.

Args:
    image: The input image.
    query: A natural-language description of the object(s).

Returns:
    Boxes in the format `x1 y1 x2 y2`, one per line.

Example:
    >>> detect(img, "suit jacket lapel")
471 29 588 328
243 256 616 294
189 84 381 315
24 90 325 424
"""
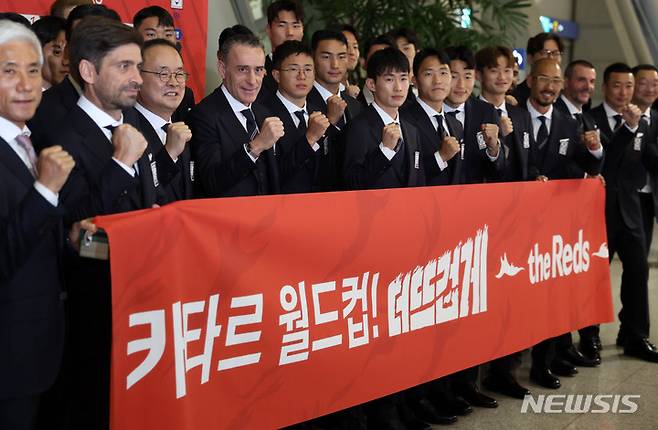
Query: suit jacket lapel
69 106 114 164
401 119 418 186
0 137 34 188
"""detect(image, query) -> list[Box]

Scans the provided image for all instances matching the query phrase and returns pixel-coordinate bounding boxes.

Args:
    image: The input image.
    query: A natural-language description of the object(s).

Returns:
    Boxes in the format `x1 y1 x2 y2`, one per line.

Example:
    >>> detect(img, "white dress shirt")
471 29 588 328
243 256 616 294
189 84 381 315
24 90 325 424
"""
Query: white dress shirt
221 84 271 161
135 103 169 145
559 94 582 119
417 97 452 171
603 101 638 134
275 91 320 152
479 95 508 117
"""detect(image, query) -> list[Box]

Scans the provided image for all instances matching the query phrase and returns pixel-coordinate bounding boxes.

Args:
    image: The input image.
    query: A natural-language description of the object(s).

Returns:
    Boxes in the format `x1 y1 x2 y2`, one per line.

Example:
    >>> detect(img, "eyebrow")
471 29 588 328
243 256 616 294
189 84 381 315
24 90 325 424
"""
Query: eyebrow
319 51 347 55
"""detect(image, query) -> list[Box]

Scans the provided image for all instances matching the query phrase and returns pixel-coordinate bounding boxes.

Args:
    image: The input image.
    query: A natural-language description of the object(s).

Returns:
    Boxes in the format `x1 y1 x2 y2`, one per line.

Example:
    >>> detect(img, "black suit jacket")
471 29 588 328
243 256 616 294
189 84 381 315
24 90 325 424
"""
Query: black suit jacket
502 103 536 181
171 86 196 123
400 100 464 186
553 96 598 132
0 136 65 399
188 86 280 197
640 109 658 219
343 105 425 189
29 77 80 152
134 109 193 204
590 104 654 231
460 97 505 184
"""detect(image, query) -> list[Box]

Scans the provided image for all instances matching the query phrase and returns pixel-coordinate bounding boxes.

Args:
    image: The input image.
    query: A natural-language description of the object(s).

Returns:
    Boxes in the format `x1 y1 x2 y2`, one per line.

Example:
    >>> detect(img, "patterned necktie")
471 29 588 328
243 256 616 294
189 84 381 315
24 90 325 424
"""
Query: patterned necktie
15 134 38 177
241 108 258 141
613 114 623 132
537 115 549 150
294 110 307 133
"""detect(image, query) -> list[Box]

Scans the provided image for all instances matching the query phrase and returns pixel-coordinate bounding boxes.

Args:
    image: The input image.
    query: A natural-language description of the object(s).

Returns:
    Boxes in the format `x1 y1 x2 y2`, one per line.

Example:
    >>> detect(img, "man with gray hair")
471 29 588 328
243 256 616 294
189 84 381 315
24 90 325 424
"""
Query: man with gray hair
0 19 75 429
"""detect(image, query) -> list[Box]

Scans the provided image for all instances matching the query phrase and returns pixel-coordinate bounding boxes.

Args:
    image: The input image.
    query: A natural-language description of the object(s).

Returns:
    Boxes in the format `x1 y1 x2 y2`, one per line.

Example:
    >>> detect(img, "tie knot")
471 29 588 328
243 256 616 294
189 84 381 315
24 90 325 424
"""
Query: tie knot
434 113 444 122
496 108 503 117
241 108 255 122
162 123 171 133
538 115 547 124
446 110 459 118
105 124 117 134
294 110 306 121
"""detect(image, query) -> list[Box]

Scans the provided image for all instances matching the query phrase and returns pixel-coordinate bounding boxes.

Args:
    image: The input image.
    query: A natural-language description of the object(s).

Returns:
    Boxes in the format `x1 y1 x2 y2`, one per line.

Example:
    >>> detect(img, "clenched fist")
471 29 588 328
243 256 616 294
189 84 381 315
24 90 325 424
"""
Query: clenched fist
165 122 192 160
582 130 602 151
251 117 284 156
306 112 330 145
37 145 75 193
345 84 360 99
621 103 642 129
326 95 347 126
382 123 401 150
481 123 500 153
112 124 148 167
500 116 514 137
439 136 460 161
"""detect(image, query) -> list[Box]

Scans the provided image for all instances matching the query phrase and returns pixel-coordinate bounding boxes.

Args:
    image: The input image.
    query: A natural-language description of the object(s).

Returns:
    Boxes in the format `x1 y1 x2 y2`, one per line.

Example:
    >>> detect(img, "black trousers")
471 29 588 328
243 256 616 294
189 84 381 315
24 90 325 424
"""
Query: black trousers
0 395 40 430
531 338 555 369
639 192 655 256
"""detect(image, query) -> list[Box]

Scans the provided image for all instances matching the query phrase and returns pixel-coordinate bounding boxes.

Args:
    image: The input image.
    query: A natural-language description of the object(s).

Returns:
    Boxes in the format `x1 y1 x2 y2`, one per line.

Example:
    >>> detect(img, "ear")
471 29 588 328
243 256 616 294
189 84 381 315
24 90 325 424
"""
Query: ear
411 75 417 88
218 59 226 80
365 77 376 93
272 69 280 84
78 59 97 86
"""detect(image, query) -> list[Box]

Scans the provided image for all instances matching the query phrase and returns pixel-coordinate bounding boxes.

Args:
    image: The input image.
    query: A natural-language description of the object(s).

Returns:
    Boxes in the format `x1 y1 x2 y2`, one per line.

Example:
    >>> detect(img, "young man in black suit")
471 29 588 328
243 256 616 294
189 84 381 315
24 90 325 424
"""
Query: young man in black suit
357 34 395 107
133 5 195 123
511 32 564 106
0 21 76 430
135 39 193 204
267 40 332 193
260 0 304 100
589 63 658 363
188 30 283 197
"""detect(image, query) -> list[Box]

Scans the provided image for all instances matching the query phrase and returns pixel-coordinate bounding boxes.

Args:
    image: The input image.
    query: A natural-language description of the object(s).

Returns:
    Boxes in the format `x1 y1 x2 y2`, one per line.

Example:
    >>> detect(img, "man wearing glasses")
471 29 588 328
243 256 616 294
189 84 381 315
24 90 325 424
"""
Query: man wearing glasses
188 30 283 197
135 39 194 204
512 32 564 106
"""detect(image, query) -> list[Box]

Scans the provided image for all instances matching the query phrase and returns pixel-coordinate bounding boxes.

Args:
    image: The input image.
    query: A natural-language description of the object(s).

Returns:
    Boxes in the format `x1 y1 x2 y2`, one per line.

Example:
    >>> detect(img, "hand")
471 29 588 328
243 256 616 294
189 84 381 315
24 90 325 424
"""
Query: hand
345 84 360 99
505 94 519 106
382 123 401 150
585 173 606 186
250 117 284 156
164 122 192 160
438 136 460 161
582 130 602 151
500 116 514 137
481 123 500 152
67 218 98 252
535 175 549 182
621 103 642 128
326 95 347 126
36 145 75 194
305 112 330 145
111 124 148 167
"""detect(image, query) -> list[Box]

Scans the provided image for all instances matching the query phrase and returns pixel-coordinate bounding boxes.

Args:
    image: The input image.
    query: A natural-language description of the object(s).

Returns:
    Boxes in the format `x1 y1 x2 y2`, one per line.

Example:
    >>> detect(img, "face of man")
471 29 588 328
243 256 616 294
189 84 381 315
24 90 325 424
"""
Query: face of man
42 30 68 86
138 44 185 118
266 10 303 51
83 43 143 112
633 69 658 108
342 30 359 71
528 61 563 107
272 52 314 103
413 56 451 105
396 36 416 76
0 40 42 128
530 38 562 65
603 71 634 111
447 59 475 105
136 17 176 44
478 55 513 97
367 69 409 111
564 64 595 107
219 43 265 105
313 39 347 89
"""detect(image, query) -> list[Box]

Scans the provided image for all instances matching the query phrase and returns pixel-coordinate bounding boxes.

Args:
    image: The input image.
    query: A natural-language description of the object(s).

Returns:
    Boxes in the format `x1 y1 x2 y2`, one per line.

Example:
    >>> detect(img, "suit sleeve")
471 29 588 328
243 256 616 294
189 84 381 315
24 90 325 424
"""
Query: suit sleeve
342 121 391 190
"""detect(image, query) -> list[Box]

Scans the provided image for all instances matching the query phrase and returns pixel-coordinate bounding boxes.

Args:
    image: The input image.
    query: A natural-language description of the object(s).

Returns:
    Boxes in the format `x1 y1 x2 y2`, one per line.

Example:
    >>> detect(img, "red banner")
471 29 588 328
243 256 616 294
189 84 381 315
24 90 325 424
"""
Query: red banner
1 0 207 97
95 180 614 430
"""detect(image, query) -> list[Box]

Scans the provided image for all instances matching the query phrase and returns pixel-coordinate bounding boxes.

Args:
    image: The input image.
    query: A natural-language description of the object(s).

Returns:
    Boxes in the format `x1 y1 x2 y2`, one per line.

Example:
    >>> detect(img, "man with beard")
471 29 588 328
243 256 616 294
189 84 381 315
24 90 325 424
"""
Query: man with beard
511 32 564 106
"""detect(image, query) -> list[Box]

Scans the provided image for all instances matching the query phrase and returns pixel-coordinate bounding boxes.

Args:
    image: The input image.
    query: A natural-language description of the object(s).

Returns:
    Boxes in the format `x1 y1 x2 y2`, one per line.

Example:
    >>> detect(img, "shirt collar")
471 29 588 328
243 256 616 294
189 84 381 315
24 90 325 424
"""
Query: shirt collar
0 116 29 145
443 102 465 114
479 95 507 115
603 101 622 118
221 84 251 114
560 94 582 116
313 81 342 102
641 106 651 118
77 95 123 130
526 98 553 121
416 97 443 118
135 102 170 131
372 102 399 125
276 90 307 115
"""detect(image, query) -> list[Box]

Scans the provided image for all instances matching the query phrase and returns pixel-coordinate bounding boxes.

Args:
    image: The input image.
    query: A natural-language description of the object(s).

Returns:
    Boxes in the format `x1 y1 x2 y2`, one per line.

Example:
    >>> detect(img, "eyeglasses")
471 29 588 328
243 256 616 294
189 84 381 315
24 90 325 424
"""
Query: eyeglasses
280 66 314 75
536 75 564 86
141 69 189 84
539 49 563 58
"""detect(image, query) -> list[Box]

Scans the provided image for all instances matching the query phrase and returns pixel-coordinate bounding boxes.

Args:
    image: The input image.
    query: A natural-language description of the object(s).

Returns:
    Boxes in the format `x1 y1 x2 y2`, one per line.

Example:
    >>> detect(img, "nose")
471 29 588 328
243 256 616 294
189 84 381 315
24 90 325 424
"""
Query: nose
16 69 36 92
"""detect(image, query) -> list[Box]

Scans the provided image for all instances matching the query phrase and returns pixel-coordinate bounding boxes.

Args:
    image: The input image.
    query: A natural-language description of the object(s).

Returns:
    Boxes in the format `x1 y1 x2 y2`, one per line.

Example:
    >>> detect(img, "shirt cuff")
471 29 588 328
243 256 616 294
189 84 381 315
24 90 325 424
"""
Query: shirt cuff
113 157 136 177
588 146 604 159
434 151 448 171
34 181 58 207
486 141 500 161
244 144 259 162
379 143 396 161
625 123 639 133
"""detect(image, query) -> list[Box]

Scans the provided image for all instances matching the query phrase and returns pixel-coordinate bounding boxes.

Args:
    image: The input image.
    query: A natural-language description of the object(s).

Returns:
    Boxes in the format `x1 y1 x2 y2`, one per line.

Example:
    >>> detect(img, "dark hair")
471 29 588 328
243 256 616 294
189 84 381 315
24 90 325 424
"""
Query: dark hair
390 27 418 48
217 24 254 57
133 6 174 29
632 64 658 75
266 0 304 24
603 62 633 84
50 0 93 18
445 45 475 70
363 34 395 58
338 24 359 43
142 38 181 60
0 13 31 28
65 4 120 41
412 48 450 77
526 32 564 56
475 46 514 72
219 32 263 64
564 60 594 79
69 17 143 83
367 47 409 79
272 40 311 70
32 16 66 46
311 29 347 52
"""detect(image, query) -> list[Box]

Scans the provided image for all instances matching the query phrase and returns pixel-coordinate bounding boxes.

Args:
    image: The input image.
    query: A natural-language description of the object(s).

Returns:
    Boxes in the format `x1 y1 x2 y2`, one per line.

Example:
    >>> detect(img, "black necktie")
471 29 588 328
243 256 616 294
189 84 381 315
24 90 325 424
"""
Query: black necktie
105 124 117 135
613 114 623 132
162 123 171 133
241 108 258 140
537 115 548 149
294 110 307 133
434 114 446 141
496 108 503 118
446 110 462 128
